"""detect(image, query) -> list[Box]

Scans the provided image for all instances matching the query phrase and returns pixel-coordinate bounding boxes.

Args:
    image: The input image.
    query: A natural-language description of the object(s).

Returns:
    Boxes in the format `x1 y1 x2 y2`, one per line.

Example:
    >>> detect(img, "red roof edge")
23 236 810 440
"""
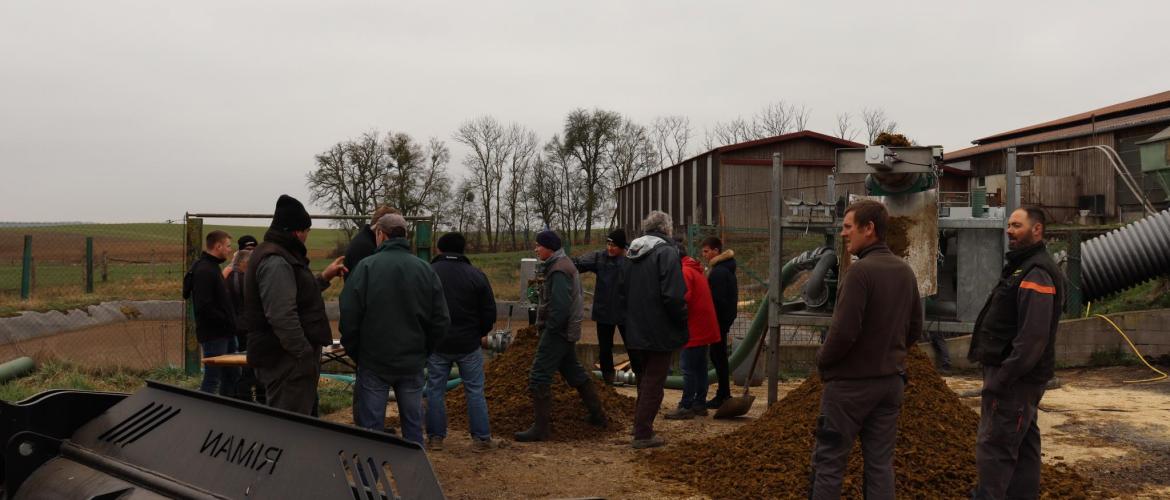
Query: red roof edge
941 164 973 177
974 89 1170 144
716 130 864 153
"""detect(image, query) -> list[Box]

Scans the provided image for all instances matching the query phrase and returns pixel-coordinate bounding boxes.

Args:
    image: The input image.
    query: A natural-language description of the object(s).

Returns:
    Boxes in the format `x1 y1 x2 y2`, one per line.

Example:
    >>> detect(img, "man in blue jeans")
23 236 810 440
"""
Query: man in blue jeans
340 214 450 445
182 230 241 395
425 233 506 451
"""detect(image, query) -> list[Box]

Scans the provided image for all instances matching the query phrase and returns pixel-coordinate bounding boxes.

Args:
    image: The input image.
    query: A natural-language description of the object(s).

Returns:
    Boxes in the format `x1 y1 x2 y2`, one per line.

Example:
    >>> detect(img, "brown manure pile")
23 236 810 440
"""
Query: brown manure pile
643 348 1100 499
446 326 636 441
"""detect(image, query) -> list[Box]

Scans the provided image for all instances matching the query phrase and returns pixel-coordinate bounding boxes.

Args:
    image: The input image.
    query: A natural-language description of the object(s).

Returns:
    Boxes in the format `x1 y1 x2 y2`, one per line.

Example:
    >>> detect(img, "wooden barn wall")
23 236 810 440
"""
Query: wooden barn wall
1023 134 1116 219
717 164 866 228
1114 122 1170 217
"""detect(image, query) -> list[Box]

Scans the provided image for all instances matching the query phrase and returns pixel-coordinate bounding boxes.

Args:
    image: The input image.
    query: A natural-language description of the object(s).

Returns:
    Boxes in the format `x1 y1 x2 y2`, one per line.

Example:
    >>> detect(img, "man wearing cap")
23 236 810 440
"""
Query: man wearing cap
344 205 399 272
221 235 257 279
243 195 347 415
573 228 635 385
515 230 608 442
340 213 450 445
424 232 504 451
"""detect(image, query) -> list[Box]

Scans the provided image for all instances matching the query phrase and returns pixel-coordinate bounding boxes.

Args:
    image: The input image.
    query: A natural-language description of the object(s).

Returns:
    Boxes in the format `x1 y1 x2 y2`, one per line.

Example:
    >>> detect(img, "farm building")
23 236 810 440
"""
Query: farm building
945 89 1170 222
615 130 864 233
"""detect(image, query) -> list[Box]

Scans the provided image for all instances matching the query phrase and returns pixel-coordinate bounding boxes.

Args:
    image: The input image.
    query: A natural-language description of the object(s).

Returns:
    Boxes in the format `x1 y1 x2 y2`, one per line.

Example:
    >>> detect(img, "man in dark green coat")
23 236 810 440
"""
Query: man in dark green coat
514 230 607 442
340 213 450 445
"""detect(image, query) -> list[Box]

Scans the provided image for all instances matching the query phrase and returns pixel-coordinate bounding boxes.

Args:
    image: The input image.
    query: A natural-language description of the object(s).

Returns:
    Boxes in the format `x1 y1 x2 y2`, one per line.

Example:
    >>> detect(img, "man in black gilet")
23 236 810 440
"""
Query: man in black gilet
970 207 1065 499
243 195 347 415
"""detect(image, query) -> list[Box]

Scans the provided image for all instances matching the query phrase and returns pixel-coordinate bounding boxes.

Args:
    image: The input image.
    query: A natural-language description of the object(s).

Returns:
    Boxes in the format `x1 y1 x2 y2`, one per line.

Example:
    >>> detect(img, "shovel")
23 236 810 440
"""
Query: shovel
713 332 768 419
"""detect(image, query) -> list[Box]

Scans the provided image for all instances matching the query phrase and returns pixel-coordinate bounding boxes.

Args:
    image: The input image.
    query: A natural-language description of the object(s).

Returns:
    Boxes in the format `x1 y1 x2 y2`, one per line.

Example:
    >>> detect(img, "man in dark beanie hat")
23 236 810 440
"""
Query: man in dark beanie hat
573 228 635 385
515 230 607 442
243 194 347 415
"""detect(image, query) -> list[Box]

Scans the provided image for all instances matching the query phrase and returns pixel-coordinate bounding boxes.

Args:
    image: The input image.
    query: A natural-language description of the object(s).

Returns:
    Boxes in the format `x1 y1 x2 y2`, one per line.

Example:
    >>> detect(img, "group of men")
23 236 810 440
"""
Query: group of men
188 195 504 450
809 200 1064 500
189 193 1063 497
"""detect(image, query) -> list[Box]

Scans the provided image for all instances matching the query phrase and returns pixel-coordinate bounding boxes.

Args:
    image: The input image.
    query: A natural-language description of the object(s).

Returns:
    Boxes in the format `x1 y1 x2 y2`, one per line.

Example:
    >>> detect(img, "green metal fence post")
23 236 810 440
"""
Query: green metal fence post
85 236 94 293
184 217 204 375
20 235 32 300
1065 230 1083 316
414 218 434 261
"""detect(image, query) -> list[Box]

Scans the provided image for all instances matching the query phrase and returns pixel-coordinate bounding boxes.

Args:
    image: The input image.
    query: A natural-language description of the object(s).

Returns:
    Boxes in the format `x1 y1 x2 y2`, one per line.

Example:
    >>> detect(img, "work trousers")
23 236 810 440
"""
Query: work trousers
528 329 589 390
810 375 905 500
597 323 641 377
973 367 1047 500
924 330 952 369
631 350 672 440
256 346 321 416
708 328 732 400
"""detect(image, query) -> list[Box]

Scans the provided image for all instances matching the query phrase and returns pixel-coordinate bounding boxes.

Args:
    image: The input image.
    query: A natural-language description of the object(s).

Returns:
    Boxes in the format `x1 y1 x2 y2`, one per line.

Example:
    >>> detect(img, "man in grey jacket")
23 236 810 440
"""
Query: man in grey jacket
243 195 347 416
514 230 607 442
622 211 688 449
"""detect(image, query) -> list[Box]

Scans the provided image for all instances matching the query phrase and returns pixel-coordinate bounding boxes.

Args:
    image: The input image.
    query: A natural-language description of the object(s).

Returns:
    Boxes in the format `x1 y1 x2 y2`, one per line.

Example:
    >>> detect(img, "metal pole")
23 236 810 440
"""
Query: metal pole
767 153 784 406
184 217 204 375
1004 148 1018 253
20 235 32 300
1065 230 1083 316
85 236 94 294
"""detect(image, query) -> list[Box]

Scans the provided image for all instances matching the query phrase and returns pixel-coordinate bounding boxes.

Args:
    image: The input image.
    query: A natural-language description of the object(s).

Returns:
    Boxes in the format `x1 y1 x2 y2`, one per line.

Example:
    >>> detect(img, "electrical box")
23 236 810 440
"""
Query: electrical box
865 145 894 170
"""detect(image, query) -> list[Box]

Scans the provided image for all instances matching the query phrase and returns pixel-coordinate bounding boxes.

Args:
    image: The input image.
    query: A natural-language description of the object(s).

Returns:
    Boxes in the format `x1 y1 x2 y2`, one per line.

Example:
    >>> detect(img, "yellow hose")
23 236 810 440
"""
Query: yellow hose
1093 314 1168 383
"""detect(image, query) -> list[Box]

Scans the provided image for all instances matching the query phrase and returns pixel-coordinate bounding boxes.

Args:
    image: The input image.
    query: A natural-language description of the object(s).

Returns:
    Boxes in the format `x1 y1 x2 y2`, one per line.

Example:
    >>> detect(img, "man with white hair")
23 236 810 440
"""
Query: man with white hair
340 213 450 445
622 210 688 449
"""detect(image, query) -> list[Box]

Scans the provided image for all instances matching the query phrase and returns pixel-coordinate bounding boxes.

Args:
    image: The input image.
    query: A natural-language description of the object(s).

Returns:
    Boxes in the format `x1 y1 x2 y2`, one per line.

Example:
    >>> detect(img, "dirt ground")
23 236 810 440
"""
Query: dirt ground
325 366 1170 499
0 319 183 370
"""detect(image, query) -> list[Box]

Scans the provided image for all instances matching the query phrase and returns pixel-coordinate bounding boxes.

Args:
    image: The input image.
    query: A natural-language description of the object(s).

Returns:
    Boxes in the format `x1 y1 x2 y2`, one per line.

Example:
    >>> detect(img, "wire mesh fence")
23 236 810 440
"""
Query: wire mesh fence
685 224 833 348
0 215 434 372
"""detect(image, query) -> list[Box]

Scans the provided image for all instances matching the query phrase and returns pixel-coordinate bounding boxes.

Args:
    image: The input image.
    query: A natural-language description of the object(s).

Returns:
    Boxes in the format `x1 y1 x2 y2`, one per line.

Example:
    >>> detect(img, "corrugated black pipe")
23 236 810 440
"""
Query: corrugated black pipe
1082 208 1170 301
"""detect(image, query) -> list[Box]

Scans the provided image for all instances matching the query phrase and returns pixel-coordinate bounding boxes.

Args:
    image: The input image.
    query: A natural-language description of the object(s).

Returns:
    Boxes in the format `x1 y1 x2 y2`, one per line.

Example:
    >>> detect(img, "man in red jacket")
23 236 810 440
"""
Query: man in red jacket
810 199 922 500
665 236 722 420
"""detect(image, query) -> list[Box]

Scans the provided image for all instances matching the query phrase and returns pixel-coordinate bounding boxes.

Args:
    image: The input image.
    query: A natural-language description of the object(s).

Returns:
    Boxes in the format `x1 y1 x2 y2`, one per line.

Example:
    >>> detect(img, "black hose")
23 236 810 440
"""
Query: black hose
1082 208 1170 301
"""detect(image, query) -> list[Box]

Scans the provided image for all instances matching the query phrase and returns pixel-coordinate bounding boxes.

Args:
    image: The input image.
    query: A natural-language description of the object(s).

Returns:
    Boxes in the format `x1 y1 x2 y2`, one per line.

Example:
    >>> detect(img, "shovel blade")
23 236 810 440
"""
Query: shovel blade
713 394 756 419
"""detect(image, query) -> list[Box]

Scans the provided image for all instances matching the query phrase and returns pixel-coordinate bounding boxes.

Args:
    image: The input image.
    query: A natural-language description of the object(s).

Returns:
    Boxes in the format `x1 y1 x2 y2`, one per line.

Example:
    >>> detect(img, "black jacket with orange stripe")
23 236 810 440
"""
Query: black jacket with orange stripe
969 242 1065 389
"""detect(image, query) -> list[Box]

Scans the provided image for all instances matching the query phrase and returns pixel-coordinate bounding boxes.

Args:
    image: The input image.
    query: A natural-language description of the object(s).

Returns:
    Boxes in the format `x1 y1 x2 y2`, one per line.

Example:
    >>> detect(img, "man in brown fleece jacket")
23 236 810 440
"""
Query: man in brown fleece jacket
809 199 923 500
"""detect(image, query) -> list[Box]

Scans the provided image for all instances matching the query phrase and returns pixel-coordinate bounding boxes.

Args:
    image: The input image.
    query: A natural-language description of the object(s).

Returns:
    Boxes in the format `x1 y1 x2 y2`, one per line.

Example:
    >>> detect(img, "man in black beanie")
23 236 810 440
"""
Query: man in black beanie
515 230 607 442
573 228 635 385
243 194 348 415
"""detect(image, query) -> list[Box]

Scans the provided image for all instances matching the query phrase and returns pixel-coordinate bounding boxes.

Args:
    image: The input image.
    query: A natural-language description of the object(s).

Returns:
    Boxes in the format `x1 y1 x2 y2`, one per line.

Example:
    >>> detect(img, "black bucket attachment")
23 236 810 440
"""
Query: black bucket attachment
0 381 443 499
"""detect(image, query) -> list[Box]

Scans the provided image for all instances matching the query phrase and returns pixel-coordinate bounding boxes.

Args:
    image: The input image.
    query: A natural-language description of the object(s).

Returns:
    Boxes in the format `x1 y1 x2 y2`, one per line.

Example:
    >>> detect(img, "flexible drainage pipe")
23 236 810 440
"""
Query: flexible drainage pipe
1082 208 1170 301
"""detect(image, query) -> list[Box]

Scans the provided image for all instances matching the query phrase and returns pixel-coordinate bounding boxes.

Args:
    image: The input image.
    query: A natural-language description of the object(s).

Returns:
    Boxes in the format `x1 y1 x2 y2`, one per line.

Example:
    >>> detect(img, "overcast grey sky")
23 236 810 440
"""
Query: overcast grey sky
3 1 1168 222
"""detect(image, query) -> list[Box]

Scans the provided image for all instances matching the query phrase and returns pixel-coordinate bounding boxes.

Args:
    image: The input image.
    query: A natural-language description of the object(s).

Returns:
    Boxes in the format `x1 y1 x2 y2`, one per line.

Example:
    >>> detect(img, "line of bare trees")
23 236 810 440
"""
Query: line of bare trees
306 104 898 252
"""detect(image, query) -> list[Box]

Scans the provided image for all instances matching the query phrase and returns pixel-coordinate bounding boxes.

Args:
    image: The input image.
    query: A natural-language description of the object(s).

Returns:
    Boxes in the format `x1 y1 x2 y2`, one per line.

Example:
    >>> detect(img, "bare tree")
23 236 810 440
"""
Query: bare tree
306 132 389 235
563 108 621 244
503 124 538 250
861 107 898 144
544 135 587 243
792 104 812 131
834 112 857 141
752 102 795 137
527 154 559 231
651 115 692 168
703 117 754 150
454 116 509 251
608 119 657 229
383 132 452 217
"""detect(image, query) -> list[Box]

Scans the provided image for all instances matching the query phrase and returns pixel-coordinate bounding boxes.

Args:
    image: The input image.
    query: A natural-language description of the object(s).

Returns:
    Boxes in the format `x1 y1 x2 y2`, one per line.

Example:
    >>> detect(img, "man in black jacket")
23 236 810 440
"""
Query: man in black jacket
343 205 399 273
700 236 738 408
970 207 1065 500
424 232 505 451
573 229 634 384
183 230 241 396
244 195 347 415
623 211 688 449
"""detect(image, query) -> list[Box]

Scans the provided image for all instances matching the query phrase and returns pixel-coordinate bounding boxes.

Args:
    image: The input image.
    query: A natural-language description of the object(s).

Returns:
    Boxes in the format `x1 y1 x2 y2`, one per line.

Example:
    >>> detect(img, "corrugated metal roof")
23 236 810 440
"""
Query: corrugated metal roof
617 130 862 190
974 90 1170 144
945 107 1170 161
